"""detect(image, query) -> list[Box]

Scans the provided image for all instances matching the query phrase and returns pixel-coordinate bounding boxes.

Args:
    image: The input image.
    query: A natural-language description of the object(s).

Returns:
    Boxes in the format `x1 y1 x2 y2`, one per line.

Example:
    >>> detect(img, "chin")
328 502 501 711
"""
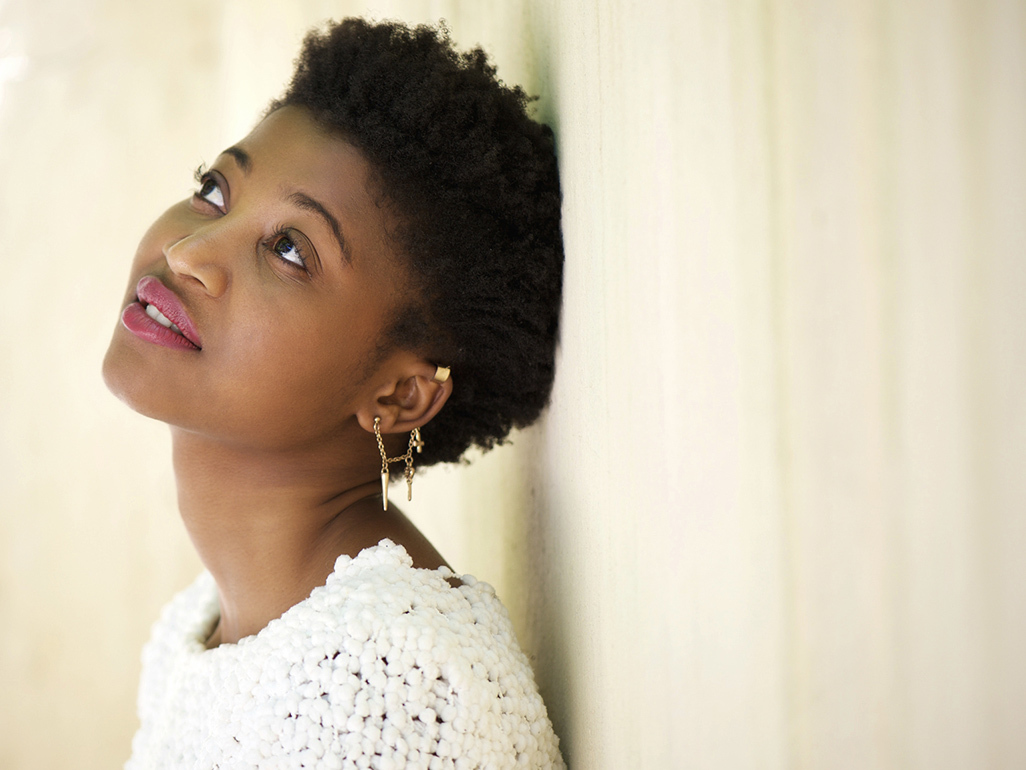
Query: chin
103 331 147 413
102 326 173 423
101 330 253 445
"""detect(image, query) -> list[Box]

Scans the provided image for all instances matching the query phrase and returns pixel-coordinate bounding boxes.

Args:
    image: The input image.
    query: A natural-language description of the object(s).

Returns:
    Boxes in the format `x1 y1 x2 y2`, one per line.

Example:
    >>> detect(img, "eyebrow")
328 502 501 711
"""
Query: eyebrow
285 190 352 264
219 145 351 264
222 146 251 174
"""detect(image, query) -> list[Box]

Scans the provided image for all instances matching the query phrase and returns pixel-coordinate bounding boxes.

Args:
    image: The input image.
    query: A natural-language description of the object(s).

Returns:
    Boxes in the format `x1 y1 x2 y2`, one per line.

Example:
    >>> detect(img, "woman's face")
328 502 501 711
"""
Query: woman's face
103 106 408 451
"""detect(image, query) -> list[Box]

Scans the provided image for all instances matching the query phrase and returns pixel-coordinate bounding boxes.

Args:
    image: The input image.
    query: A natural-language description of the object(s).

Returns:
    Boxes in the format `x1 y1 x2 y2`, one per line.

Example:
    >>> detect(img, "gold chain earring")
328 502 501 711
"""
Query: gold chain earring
373 417 424 511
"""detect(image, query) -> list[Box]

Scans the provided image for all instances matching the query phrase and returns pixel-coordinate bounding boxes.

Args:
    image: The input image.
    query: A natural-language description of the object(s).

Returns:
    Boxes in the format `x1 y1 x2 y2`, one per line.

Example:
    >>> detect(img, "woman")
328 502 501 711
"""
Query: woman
103 18 564 769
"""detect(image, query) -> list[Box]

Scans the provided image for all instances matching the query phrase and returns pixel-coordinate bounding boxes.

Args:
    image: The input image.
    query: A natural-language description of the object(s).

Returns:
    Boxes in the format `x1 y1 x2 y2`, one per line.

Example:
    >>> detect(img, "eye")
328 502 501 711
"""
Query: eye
194 176 226 210
192 165 226 211
269 230 307 270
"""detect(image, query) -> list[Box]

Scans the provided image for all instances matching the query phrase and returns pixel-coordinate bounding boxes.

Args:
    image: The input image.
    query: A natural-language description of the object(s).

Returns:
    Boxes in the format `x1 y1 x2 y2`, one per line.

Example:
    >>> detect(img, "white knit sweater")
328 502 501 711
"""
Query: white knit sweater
125 540 564 769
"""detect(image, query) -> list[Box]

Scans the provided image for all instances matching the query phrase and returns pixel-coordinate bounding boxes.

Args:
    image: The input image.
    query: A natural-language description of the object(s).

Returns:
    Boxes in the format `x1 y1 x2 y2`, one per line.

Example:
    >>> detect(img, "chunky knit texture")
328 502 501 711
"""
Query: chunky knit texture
125 540 563 769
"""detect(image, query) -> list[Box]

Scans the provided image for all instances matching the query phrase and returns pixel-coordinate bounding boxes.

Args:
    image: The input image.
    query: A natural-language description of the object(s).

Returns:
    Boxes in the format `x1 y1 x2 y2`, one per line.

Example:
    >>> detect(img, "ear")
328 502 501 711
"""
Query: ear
354 357 453 436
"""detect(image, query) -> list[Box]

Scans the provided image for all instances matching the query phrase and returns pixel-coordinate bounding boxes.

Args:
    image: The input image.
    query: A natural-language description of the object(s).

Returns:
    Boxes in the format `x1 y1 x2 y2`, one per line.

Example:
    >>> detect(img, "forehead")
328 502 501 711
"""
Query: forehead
240 106 372 189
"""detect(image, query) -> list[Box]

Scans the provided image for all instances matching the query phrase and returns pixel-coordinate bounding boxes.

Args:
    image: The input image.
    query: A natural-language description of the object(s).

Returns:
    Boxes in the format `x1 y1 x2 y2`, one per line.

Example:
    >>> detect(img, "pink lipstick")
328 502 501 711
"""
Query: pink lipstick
121 276 202 350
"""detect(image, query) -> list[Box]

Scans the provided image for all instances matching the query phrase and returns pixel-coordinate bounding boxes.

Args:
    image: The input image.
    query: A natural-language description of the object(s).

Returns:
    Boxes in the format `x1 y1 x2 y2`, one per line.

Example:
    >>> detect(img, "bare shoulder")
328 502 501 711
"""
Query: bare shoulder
338 496 452 573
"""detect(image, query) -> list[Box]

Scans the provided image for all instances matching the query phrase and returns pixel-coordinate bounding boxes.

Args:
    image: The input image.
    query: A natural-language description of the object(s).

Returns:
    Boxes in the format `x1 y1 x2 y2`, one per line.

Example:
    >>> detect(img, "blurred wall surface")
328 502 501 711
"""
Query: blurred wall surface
1 0 1024 768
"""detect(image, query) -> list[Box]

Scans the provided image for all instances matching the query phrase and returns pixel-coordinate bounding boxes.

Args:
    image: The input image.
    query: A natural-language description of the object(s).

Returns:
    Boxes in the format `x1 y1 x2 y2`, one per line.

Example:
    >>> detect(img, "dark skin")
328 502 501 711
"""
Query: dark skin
103 107 453 647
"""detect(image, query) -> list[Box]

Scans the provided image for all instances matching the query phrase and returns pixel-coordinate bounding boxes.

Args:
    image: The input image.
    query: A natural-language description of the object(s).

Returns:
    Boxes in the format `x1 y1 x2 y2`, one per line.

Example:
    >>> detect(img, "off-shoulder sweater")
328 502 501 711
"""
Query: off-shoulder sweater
125 540 564 769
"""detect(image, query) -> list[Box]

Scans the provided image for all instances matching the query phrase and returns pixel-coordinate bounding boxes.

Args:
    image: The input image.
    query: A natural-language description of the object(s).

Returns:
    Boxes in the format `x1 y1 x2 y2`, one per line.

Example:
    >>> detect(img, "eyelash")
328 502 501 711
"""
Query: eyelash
191 166 308 273
192 165 212 194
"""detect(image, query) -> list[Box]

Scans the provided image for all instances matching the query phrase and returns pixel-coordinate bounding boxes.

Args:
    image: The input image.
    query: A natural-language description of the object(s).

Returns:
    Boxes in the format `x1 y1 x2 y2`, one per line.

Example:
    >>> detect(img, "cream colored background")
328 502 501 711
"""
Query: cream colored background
1 0 1024 768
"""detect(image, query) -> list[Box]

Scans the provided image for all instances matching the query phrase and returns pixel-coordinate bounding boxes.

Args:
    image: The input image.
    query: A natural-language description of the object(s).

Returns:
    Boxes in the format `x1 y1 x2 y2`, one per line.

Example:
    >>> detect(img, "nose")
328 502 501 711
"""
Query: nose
163 226 231 297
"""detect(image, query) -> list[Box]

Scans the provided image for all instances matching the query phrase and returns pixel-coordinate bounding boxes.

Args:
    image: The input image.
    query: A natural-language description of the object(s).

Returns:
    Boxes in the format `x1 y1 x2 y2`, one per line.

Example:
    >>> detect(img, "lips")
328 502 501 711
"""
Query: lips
121 276 202 350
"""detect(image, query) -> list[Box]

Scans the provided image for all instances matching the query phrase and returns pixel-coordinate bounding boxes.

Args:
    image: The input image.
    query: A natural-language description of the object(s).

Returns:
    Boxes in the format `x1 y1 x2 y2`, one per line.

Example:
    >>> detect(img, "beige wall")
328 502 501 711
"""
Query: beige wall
1 0 1024 768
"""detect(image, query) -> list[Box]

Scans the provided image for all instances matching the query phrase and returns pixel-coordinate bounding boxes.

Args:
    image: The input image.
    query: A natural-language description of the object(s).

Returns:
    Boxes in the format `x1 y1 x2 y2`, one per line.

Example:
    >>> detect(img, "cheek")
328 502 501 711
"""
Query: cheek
217 313 378 433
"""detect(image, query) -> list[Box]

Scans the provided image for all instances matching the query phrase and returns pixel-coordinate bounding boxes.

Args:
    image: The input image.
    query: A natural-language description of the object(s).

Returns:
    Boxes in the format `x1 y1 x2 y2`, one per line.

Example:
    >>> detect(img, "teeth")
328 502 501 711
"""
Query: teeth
145 303 183 335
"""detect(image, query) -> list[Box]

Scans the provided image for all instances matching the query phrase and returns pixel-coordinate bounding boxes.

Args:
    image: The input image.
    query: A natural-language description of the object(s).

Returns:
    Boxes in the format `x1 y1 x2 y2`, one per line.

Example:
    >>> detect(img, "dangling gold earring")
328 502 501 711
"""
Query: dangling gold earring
373 417 389 511
373 417 425 511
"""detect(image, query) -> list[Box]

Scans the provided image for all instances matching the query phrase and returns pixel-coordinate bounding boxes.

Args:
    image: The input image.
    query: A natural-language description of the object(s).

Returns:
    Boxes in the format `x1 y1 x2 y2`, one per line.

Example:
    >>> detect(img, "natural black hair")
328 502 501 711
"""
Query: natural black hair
270 18 563 465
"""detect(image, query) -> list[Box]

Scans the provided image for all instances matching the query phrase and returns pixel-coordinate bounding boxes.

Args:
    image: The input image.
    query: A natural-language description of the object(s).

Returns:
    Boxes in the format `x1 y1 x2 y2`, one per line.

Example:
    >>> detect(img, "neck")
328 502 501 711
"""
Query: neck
170 426 387 647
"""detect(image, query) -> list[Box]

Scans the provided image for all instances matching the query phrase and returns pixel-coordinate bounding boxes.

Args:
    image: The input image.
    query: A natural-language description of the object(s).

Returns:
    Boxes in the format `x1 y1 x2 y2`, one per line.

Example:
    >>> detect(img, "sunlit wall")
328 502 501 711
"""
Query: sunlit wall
1 1 1023 768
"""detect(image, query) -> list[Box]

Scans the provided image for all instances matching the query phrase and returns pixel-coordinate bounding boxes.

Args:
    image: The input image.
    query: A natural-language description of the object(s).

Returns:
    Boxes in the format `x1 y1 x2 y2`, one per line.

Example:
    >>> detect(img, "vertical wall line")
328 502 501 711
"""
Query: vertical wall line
758 0 802 767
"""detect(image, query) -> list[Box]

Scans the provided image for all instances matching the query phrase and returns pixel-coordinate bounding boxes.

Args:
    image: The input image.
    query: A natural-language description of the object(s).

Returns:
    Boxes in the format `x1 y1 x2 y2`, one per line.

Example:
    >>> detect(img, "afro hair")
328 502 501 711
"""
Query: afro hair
270 18 564 465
